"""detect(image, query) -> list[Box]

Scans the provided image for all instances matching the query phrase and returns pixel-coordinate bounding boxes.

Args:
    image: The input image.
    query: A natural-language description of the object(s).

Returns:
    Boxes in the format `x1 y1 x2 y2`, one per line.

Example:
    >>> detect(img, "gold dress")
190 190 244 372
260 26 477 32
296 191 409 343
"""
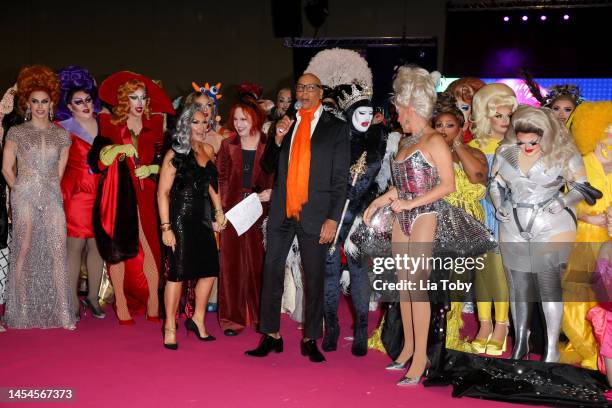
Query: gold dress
559 152 611 369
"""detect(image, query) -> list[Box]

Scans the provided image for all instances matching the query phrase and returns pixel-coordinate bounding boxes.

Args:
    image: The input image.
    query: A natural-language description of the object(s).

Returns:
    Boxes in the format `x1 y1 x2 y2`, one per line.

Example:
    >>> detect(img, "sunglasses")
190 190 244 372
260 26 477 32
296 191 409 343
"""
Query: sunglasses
71 96 93 106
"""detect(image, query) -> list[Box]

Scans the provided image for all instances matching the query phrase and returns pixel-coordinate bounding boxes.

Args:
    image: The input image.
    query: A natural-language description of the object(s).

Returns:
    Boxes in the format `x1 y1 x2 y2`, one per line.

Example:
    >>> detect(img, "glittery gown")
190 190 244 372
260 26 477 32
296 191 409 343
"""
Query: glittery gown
5 122 75 329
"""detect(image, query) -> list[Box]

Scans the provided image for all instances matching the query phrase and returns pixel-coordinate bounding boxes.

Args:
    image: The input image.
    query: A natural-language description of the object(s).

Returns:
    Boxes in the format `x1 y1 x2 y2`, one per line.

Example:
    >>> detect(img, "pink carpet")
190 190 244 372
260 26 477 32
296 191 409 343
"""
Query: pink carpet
0 299 528 408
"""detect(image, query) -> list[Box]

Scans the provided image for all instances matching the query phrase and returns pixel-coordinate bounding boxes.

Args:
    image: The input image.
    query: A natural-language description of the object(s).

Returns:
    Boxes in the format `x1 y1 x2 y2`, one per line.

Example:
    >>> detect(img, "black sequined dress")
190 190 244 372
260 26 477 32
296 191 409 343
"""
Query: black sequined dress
166 151 219 282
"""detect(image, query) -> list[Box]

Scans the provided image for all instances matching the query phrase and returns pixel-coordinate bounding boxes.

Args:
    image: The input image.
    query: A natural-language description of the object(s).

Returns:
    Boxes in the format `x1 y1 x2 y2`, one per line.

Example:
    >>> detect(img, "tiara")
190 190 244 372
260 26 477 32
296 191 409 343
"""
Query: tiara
337 82 373 111
545 84 583 106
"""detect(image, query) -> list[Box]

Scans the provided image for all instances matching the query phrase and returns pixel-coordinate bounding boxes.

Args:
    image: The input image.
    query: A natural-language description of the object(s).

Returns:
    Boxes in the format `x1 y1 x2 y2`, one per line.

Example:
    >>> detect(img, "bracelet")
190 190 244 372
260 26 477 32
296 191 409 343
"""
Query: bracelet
161 224 172 232
214 209 223 214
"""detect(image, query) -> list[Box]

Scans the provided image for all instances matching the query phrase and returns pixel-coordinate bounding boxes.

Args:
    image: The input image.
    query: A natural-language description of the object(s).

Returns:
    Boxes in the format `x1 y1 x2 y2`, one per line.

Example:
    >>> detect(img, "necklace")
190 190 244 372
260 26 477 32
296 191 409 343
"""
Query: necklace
399 127 426 149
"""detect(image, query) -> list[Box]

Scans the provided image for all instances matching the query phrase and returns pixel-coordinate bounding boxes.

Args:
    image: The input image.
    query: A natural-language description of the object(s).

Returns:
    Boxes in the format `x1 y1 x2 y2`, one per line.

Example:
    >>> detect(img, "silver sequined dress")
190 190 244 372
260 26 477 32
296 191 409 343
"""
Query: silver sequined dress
5 122 75 329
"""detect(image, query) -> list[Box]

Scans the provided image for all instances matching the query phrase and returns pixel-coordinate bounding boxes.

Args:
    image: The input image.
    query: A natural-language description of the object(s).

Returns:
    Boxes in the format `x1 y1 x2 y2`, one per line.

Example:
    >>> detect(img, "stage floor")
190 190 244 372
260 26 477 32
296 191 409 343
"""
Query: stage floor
0 298 528 408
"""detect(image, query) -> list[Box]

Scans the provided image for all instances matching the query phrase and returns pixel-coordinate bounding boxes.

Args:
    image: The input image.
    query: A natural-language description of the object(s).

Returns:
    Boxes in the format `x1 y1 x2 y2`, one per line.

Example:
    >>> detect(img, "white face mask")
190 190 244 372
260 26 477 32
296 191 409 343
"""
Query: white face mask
352 106 374 132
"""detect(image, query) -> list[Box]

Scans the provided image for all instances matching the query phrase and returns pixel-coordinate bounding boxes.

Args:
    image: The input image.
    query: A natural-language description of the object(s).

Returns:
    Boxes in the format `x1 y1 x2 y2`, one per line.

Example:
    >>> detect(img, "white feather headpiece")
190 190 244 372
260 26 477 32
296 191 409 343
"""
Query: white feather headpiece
304 48 373 89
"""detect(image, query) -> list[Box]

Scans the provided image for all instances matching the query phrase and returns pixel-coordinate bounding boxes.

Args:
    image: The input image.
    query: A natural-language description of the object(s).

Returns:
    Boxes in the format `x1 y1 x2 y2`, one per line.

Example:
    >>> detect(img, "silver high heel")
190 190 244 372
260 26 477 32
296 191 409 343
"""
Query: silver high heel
385 357 412 371
396 360 430 387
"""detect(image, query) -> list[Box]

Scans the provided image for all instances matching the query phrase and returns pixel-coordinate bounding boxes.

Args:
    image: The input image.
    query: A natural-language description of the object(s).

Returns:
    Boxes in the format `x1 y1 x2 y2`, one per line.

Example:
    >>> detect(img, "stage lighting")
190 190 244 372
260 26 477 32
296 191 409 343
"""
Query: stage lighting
540 15 547 21
503 16 510 22
522 15 528 21
563 14 570 20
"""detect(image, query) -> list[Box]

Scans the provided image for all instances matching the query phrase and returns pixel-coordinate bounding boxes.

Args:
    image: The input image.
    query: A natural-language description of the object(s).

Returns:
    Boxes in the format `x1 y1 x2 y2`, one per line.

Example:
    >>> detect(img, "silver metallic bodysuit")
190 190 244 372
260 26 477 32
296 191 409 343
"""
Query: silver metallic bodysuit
489 144 587 362
391 149 442 236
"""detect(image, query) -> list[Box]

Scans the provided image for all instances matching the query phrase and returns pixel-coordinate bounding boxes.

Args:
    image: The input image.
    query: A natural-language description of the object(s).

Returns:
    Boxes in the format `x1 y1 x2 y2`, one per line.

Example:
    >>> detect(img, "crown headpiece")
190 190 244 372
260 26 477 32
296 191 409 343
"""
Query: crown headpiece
337 81 373 111
544 84 583 107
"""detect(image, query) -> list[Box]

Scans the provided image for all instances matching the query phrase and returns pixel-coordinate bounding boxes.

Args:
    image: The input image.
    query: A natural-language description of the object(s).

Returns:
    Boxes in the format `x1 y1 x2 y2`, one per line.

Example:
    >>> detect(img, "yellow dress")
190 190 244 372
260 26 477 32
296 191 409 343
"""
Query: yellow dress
559 152 611 369
444 163 486 352
368 162 486 353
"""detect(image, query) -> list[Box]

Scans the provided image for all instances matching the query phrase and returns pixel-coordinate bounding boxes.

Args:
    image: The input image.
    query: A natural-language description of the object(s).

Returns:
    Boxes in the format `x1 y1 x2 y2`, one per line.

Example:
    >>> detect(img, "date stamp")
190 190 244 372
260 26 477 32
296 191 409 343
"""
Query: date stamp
0 388 75 401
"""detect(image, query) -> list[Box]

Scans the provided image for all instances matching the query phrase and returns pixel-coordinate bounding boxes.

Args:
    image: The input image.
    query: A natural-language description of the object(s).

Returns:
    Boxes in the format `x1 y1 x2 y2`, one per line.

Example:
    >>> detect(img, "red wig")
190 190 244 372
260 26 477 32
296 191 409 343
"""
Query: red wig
227 101 265 137
447 77 486 104
16 65 60 114
111 79 151 125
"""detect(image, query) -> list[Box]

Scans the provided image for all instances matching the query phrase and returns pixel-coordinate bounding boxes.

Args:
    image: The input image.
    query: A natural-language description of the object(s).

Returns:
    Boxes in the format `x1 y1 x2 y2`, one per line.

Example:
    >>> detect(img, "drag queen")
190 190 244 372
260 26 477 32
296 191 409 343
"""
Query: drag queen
158 103 225 349
559 101 612 369
446 77 485 143
432 93 488 352
489 105 598 362
364 66 455 385
89 71 174 324
2 65 75 329
468 83 517 356
56 66 105 319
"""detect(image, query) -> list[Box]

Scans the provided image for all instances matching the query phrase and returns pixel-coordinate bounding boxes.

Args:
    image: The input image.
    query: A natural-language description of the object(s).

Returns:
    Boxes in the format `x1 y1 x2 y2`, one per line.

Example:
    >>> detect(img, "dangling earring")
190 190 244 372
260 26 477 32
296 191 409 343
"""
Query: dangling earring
25 106 31 121
49 105 54 121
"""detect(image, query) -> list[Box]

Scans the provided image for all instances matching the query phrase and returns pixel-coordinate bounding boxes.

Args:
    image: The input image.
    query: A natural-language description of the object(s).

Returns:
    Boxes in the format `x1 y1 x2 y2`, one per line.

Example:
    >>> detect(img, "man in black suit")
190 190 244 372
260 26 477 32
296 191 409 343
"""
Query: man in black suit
246 73 350 362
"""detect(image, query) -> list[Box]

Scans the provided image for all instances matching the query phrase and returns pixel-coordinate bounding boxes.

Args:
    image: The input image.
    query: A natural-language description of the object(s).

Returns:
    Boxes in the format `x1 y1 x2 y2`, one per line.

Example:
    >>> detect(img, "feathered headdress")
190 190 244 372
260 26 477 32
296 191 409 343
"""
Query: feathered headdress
0 84 16 115
305 48 373 112
568 101 612 155
192 81 223 102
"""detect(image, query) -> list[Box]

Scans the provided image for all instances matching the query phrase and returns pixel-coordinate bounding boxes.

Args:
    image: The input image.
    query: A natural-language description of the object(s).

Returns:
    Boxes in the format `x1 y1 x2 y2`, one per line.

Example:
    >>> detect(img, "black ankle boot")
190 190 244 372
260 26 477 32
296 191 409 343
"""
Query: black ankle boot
301 339 326 362
245 334 283 357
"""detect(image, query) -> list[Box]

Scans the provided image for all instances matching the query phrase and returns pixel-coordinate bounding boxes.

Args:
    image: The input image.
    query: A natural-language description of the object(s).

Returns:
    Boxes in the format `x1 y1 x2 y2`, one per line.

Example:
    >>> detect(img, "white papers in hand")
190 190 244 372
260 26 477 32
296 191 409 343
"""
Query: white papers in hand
225 193 263 236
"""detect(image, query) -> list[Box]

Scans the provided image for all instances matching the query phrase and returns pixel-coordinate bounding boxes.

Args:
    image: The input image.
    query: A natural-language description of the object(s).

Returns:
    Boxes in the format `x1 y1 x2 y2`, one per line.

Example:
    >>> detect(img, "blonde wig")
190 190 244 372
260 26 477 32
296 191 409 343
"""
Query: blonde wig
392 66 440 120
504 105 579 178
470 83 518 147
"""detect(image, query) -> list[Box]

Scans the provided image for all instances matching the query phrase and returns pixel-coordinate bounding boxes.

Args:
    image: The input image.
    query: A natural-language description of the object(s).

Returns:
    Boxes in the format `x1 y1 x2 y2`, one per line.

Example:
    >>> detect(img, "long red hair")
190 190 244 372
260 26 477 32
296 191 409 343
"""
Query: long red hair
227 101 264 137
111 79 151 125
16 65 60 114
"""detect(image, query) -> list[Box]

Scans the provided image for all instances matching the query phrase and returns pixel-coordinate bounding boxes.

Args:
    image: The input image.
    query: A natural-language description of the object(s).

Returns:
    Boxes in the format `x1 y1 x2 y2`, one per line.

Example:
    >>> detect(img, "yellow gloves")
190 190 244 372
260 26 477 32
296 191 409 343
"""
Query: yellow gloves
100 144 138 166
134 164 160 179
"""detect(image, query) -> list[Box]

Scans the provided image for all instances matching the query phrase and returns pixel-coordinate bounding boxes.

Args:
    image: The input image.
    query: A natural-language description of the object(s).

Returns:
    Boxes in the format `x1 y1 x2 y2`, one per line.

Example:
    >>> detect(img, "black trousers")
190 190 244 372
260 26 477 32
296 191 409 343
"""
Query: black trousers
259 218 327 339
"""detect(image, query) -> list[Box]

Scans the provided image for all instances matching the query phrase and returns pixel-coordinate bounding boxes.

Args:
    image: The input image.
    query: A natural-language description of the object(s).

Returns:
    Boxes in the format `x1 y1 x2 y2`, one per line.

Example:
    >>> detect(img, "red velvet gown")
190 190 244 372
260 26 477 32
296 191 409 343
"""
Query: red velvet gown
58 117 99 238
97 112 163 314
217 133 273 331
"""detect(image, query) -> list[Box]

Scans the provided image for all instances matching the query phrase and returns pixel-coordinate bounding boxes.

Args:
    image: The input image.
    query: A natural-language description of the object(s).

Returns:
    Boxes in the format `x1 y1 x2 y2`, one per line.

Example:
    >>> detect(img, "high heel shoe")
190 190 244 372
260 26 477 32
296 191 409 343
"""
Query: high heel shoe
81 298 106 319
162 326 178 350
185 318 216 341
396 359 430 387
112 304 135 326
471 320 493 354
146 314 161 323
385 356 412 371
486 323 509 356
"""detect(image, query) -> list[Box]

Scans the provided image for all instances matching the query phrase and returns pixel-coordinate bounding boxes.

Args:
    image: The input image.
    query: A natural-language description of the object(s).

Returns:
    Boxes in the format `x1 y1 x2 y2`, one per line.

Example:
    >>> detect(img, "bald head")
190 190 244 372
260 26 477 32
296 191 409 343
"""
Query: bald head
296 73 323 110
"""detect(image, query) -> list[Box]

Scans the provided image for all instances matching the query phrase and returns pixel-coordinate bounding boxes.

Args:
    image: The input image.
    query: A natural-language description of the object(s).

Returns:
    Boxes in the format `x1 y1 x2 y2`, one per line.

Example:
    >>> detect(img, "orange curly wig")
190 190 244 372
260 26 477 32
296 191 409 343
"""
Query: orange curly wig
111 79 150 125
16 65 60 115
447 77 486 104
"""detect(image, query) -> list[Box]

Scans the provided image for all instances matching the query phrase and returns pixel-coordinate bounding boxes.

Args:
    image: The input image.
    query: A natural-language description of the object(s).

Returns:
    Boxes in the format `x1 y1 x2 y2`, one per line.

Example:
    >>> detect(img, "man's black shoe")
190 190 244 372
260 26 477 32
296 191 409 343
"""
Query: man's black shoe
245 334 283 357
301 339 326 362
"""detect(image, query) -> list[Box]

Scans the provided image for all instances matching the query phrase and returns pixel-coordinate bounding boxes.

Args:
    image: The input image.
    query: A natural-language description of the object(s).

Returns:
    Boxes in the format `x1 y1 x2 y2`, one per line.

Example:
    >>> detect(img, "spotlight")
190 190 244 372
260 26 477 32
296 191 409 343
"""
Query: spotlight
503 16 510 22
522 15 528 21
563 14 570 20
540 15 547 21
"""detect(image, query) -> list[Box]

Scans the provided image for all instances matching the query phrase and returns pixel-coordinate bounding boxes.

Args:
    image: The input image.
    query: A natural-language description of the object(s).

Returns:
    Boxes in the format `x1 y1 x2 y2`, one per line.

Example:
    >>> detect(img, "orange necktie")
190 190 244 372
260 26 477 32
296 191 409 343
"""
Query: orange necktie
286 102 320 219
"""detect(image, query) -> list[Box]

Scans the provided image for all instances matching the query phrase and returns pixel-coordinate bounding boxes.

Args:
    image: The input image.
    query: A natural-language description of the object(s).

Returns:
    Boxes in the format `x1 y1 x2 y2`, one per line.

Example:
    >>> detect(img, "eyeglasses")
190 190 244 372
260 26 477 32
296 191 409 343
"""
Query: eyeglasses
516 137 542 147
71 96 93 106
295 84 321 93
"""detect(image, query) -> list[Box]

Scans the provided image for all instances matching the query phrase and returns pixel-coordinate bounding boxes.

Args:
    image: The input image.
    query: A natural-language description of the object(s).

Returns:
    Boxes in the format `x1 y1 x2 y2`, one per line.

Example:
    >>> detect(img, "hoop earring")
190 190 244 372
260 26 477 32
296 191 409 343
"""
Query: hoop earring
25 106 31 121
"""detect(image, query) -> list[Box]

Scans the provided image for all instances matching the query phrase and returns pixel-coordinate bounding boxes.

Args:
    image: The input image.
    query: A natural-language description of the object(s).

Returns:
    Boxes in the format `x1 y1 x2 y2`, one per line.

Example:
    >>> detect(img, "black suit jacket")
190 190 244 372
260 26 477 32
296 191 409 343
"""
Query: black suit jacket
262 110 350 235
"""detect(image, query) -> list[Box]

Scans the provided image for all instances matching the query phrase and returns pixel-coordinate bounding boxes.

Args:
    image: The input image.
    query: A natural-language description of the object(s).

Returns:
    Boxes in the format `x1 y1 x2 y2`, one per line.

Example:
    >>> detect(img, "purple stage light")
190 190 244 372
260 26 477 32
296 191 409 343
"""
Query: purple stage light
522 15 528 21
563 14 570 20
503 16 510 22
540 15 547 21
